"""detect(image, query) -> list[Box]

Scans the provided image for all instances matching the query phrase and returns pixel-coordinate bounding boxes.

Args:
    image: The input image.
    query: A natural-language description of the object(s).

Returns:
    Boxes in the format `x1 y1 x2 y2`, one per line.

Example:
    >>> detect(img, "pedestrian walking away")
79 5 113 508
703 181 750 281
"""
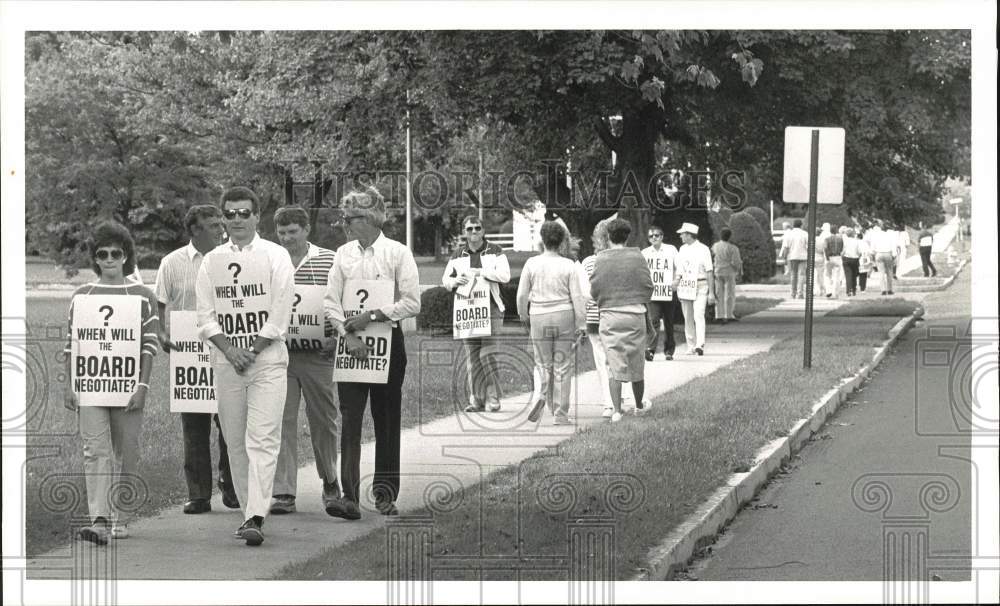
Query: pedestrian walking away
270 206 342 517
589 218 654 423
642 225 679 359
779 219 809 298
323 187 421 520
195 186 296 546
154 205 239 515
64 221 160 545
673 222 716 356
841 227 862 296
442 214 511 413
918 228 938 277
710 228 742 323
867 222 897 295
823 225 845 298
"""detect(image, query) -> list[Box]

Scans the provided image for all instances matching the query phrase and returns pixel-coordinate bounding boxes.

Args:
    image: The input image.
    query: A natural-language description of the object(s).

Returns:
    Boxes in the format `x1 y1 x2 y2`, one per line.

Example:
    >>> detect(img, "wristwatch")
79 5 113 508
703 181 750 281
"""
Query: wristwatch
369 311 378 323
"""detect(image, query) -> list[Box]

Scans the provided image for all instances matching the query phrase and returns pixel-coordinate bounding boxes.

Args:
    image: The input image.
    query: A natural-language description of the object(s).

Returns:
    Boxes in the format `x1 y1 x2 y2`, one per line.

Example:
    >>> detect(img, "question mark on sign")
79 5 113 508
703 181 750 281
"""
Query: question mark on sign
292 293 302 313
99 305 114 327
356 289 369 309
228 262 242 285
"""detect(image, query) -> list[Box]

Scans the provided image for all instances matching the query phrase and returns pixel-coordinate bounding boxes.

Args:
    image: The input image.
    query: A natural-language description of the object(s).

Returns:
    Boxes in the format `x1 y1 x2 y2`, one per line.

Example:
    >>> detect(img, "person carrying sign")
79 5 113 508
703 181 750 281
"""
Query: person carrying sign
195 186 295 546
322 187 420 519
442 215 511 413
642 224 679 361
673 223 716 356
63 222 159 544
154 205 239 516
270 206 342 516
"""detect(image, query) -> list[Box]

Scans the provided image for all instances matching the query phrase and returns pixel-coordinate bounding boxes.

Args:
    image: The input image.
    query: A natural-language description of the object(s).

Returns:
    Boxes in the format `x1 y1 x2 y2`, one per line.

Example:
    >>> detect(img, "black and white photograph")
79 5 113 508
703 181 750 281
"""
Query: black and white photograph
1 1 997 604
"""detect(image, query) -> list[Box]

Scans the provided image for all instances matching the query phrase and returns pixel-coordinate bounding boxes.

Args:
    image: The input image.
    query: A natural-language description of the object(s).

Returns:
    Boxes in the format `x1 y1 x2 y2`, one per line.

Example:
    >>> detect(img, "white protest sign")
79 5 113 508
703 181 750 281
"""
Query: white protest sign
453 277 492 339
676 271 698 301
333 279 394 384
169 310 216 413
644 250 675 301
782 126 845 204
287 285 327 351
71 294 142 408
208 252 271 351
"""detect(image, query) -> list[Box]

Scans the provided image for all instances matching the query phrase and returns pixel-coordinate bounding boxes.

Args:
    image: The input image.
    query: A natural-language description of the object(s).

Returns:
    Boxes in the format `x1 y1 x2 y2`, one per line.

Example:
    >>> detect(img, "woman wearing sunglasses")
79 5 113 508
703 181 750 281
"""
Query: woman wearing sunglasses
63 222 160 544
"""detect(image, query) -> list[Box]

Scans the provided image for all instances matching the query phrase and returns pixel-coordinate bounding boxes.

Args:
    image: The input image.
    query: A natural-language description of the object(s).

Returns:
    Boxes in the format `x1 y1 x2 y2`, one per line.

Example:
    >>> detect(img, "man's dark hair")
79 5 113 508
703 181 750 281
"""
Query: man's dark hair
606 218 632 245
220 186 260 214
274 206 311 229
539 221 566 250
184 205 222 235
461 214 482 229
793 219 803 228
720 228 732 242
90 221 136 276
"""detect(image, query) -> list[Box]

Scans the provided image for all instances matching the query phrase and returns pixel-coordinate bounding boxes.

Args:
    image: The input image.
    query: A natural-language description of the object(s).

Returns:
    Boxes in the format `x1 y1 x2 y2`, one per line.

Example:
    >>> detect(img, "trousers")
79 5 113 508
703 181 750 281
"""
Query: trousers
78 406 144 523
843 257 860 295
273 352 340 496
919 246 937 277
214 344 288 520
714 273 737 319
462 302 505 407
824 256 844 297
180 413 232 501
787 259 807 298
875 253 896 292
337 326 407 505
529 309 576 417
645 298 677 355
679 282 709 350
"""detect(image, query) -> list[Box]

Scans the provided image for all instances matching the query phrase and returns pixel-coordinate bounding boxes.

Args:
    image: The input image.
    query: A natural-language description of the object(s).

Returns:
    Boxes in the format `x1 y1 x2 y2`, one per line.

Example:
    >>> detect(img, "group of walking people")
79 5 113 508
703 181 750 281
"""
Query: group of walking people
778 218 937 299
64 186 419 547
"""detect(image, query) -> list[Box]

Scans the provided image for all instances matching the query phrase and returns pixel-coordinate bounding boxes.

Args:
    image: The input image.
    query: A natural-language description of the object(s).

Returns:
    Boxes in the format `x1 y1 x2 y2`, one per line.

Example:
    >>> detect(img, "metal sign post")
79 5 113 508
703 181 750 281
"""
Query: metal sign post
783 126 846 369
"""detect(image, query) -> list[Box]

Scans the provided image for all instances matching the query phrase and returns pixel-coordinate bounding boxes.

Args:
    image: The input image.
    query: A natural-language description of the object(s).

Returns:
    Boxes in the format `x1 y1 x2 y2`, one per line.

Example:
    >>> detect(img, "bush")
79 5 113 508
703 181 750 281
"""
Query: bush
744 206 771 233
707 210 730 243
417 286 454 334
729 211 775 282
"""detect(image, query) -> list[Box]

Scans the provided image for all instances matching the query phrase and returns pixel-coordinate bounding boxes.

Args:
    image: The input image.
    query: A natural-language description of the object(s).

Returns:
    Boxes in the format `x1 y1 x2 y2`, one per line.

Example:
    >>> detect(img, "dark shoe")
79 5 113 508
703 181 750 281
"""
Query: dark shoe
527 398 547 423
322 481 342 512
238 518 264 546
695 347 704 356
77 517 110 545
664 354 673 361
644 350 655 362
183 498 212 514
218 480 240 509
376 500 399 516
887 291 894 295
270 494 296 514
325 496 361 520
881 291 887 295
730 317 739 322
720 319 728 325
463 403 485 413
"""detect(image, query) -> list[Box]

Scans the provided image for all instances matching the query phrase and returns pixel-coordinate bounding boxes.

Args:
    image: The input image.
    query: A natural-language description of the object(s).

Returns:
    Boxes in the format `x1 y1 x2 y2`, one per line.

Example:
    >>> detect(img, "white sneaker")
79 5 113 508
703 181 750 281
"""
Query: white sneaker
635 398 653 414
610 412 623 423
601 407 614 418
110 523 129 539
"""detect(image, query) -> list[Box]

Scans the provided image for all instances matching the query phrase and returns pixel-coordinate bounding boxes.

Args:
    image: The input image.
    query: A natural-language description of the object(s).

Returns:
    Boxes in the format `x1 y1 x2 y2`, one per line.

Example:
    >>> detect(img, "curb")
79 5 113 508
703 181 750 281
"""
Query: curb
634 309 923 581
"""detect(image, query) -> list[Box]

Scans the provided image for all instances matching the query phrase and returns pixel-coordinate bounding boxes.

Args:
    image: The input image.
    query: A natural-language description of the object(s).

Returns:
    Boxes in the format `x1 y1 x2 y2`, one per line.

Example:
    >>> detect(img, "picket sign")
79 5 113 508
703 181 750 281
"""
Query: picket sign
208 252 272 351
71 294 142 408
676 272 698 301
169 310 216 413
332 279 394 384
287 285 327 351
453 276 492 339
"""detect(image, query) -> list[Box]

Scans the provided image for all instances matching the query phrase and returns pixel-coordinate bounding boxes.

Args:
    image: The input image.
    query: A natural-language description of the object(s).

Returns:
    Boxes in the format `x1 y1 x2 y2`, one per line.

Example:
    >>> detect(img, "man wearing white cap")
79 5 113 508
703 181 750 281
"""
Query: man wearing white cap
672 223 715 356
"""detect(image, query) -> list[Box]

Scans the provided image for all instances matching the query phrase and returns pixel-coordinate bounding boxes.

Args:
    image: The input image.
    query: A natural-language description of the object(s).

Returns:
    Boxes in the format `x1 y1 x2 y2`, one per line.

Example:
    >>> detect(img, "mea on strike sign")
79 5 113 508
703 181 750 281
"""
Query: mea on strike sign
169 310 216 413
287 285 326 350
782 126 845 204
333 279 393 384
208 252 271 350
644 251 675 301
453 277 491 339
71 294 142 407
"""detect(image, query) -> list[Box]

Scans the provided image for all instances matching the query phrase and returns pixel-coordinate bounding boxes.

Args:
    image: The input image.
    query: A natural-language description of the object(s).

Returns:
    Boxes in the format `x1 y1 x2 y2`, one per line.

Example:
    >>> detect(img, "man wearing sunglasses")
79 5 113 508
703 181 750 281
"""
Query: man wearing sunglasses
442 215 511 413
642 226 678 361
155 205 239 516
195 186 295 546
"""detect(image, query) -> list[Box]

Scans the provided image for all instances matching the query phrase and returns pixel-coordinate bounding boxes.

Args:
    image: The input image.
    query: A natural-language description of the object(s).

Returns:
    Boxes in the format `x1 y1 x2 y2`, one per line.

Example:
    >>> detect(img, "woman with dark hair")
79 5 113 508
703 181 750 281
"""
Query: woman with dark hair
63 221 159 544
517 221 587 425
589 218 654 423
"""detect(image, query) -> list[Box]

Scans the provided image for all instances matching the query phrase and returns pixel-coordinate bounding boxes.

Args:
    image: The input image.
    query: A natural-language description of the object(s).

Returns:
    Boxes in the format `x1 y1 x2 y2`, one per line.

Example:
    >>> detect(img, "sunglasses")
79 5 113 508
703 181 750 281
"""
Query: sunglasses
94 249 124 261
465 225 483 232
333 214 365 226
223 208 255 220
649 233 663 238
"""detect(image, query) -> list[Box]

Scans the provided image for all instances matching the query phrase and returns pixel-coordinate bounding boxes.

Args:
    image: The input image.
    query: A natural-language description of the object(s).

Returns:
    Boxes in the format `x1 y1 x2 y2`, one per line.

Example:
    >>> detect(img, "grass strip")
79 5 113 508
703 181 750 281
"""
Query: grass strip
277 315 901 581
825 298 919 317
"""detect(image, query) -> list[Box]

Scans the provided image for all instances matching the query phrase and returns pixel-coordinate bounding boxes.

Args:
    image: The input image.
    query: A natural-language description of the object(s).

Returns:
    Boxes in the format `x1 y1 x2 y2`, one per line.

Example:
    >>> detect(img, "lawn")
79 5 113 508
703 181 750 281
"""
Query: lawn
22 296 592 556
276 313 904 581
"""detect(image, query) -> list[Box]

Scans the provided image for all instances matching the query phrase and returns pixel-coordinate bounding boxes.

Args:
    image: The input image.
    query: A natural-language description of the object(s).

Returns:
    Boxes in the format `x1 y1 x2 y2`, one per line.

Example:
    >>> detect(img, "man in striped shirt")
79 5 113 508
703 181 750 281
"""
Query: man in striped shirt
270 206 342 516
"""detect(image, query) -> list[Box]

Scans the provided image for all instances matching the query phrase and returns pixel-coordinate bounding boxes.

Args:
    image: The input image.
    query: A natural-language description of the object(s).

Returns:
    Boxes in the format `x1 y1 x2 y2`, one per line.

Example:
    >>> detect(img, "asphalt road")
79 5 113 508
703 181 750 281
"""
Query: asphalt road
689 266 977 582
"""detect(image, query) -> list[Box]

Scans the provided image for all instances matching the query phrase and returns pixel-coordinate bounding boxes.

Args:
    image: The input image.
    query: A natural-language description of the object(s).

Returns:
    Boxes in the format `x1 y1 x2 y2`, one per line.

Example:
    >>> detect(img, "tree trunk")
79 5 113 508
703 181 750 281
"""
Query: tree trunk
606 104 661 247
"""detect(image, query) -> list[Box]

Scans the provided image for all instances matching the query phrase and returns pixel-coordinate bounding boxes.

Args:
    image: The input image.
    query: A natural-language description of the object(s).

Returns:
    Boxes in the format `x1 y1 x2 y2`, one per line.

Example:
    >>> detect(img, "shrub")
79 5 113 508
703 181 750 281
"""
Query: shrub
743 206 777 269
729 211 775 282
417 286 454 334
707 210 730 243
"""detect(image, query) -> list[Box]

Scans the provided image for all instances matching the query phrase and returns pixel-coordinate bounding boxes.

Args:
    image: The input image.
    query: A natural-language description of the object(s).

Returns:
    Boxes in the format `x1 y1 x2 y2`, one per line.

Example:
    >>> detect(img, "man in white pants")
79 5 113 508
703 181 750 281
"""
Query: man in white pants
196 186 295 546
673 223 715 356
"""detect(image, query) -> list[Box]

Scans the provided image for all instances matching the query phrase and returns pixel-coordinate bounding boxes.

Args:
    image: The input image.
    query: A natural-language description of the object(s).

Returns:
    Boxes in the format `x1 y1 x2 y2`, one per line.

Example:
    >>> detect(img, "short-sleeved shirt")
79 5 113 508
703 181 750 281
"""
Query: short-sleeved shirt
675 240 714 281
64 282 160 358
291 242 337 344
154 243 203 322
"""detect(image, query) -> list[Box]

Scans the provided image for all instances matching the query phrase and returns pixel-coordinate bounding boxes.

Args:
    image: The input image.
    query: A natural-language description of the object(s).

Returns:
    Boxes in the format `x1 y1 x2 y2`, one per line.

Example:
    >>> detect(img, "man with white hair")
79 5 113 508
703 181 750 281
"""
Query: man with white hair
672 223 715 356
323 187 420 519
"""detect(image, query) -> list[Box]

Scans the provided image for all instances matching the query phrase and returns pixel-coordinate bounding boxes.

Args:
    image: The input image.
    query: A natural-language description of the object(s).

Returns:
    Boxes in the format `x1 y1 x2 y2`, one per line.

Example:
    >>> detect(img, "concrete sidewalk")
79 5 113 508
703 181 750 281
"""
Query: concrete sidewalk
27 297 847 580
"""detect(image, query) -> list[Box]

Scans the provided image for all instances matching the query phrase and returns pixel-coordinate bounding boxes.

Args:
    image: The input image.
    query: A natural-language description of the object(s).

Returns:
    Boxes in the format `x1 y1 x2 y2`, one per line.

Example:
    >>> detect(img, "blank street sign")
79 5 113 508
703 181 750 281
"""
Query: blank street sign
783 126 845 204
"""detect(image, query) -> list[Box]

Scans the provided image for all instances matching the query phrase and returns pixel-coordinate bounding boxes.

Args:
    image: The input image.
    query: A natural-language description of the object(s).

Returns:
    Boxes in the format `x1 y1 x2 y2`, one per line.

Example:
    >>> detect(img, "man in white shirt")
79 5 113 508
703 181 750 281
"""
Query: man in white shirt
642 225 678 360
195 186 296 546
779 219 809 298
155 205 238 515
867 222 897 295
672 223 715 356
323 187 421 520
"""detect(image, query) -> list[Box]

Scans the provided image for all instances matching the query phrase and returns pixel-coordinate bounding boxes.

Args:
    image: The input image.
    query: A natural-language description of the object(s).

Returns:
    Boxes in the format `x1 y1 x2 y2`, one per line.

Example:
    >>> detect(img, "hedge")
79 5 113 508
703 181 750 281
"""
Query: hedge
417 286 454 334
743 206 777 270
729 211 775 282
